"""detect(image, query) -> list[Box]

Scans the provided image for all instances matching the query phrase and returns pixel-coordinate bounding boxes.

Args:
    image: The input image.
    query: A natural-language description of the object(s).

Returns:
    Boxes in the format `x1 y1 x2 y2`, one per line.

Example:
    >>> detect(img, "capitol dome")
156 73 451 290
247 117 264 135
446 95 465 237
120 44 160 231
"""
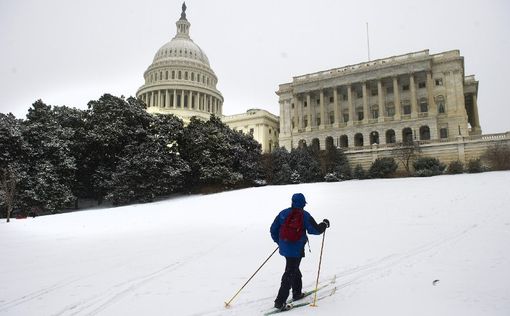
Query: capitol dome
136 2 223 122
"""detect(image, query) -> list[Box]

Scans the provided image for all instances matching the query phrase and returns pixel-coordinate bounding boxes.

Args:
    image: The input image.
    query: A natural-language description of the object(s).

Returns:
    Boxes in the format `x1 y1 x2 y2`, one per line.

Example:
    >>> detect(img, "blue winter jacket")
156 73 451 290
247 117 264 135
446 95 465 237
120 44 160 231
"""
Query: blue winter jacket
270 208 326 258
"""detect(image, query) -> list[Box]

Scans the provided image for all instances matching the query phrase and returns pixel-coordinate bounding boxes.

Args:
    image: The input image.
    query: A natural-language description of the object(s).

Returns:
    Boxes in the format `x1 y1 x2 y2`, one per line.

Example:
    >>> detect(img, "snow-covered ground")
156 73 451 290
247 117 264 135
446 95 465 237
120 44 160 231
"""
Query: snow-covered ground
1 171 510 316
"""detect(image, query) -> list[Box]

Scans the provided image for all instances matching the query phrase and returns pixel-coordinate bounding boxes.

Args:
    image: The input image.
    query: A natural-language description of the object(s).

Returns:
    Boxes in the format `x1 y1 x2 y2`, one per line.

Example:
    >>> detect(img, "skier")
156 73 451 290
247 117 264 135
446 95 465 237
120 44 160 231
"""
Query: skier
270 193 330 310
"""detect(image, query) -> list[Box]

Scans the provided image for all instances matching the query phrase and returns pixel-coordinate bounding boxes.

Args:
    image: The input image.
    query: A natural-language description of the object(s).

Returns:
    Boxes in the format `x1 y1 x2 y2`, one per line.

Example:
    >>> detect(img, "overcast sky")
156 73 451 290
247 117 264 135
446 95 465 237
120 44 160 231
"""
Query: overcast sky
1 0 509 133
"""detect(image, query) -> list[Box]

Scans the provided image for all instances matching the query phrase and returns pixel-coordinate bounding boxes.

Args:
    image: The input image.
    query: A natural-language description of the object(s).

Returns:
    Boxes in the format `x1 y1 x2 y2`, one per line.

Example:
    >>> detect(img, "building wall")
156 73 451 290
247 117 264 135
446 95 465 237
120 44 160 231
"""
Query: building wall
276 50 482 151
345 132 510 170
223 109 280 153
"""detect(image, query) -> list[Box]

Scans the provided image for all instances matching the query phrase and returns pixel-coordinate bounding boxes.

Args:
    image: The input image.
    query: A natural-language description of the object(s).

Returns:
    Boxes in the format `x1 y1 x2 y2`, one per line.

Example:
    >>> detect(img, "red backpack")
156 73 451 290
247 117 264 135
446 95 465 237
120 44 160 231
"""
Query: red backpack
279 208 304 242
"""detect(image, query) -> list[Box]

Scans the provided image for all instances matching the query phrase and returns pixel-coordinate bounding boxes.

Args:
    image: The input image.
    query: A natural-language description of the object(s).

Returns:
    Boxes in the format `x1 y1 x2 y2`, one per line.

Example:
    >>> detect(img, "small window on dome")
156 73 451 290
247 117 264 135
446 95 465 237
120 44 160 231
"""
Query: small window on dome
172 71 175 79
178 71 181 79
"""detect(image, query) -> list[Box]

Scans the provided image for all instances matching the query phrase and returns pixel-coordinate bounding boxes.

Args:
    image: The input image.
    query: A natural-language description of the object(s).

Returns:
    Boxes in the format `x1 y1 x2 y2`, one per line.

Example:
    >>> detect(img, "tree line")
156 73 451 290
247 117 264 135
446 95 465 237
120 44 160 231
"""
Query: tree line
0 94 352 220
3 93 508 221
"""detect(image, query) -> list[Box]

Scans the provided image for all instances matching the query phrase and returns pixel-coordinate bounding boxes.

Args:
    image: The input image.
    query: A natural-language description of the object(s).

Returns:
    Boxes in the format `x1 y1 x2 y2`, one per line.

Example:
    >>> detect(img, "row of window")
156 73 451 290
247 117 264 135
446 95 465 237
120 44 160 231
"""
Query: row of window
296 78 444 104
296 91 446 108
298 125 449 149
148 69 215 87
292 97 447 128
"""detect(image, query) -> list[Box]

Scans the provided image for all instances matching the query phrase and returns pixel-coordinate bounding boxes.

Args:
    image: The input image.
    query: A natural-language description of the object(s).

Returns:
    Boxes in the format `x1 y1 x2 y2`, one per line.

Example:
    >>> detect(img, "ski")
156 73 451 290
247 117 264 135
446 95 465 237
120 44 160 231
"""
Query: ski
263 286 337 315
264 301 310 315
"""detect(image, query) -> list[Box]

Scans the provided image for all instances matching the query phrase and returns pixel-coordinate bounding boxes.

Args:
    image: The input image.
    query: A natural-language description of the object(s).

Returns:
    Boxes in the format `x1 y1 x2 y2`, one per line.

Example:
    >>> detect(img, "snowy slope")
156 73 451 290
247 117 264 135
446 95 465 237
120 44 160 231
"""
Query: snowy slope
1 172 510 316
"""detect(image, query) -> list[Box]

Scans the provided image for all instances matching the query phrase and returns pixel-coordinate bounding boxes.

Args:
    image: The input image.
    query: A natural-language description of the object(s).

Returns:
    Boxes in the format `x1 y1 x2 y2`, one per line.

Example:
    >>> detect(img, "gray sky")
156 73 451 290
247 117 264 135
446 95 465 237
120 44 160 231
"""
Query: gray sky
1 0 509 133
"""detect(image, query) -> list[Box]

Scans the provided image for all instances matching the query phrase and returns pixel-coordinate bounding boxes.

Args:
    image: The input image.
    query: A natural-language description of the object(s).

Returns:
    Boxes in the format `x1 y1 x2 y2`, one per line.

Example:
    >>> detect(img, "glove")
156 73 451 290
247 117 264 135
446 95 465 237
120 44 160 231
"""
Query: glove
322 219 330 228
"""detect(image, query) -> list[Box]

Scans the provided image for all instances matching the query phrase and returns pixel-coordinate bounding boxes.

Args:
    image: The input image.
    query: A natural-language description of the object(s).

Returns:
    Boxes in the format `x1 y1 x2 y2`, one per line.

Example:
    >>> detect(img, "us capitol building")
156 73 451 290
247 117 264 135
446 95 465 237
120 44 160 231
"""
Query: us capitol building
136 3 279 153
138 3 509 165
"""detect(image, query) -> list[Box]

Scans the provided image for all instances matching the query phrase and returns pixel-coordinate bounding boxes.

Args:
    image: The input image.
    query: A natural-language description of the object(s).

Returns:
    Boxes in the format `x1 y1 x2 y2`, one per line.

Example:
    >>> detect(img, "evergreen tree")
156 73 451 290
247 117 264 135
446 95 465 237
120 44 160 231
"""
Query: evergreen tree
353 164 366 180
84 94 154 203
322 142 351 180
290 146 322 183
227 129 262 185
0 113 27 221
105 113 189 205
368 157 398 178
17 100 76 213
268 147 292 185
180 115 263 190
52 105 88 207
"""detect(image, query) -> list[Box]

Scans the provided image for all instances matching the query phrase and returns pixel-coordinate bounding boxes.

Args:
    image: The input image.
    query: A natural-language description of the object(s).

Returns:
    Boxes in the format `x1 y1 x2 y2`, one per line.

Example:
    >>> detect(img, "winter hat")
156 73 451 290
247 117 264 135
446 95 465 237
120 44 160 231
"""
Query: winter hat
291 193 307 209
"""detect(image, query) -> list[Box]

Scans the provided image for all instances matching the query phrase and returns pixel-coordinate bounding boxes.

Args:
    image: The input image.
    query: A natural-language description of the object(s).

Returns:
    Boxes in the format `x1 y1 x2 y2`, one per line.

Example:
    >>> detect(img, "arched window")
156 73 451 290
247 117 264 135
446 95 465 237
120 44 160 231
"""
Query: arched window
325 136 334 150
419 98 428 113
172 71 175 79
436 95 446 114
178 71 182 79
370 131 379 145
402 127 413 143
385 129 396 144
191 72 195 81
354 133 364 147
419 126 431 140
185 72 188 80
340 135 348 148
165 71 168 80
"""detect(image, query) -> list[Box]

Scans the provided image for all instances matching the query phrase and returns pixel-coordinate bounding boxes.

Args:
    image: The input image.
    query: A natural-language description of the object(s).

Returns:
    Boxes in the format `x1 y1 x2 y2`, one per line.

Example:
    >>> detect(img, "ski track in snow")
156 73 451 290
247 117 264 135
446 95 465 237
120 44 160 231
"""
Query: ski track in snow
48 235 236 316
0 229 242 316
190 223 480 315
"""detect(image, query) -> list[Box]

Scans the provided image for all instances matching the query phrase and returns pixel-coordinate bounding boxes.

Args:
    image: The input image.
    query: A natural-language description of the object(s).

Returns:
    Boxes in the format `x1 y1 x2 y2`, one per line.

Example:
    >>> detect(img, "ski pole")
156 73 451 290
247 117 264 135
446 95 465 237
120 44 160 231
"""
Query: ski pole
311 230 326 307
224 246 279 308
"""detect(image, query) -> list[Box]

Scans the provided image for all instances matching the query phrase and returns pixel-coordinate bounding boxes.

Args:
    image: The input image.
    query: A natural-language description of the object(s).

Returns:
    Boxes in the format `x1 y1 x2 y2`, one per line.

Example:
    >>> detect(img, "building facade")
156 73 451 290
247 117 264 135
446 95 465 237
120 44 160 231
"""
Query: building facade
276 50 482 151
136 3 279 153
223 109 280 153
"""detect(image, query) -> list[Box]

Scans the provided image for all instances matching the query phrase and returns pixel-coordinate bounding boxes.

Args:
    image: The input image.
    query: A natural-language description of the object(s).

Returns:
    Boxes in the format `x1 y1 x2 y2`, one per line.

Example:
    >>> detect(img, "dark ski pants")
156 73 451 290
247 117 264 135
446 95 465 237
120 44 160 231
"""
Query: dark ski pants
275 257 302 304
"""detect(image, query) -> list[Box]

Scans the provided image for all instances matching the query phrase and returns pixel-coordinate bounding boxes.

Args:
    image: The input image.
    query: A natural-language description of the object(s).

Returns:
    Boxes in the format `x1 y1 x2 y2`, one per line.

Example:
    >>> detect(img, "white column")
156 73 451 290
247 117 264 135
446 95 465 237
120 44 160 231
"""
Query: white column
347 85 354 126
393 77 401 120
306 94 312 131
333 88 340 125
362 82 368 123
292 95 298 131
410 74 418 118
319 90 325 129
427 71 435 114
377 80 384 122
165 90 170 108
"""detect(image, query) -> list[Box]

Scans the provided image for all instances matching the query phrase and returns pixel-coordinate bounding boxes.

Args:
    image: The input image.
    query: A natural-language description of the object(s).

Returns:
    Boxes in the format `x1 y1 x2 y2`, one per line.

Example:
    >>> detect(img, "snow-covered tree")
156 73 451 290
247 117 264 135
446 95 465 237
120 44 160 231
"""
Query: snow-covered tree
180 115 262 191
17 100 76 213
290 146 322 183
0 113 26 222
84 94 154 203
266 147 292 185
105 114 190 205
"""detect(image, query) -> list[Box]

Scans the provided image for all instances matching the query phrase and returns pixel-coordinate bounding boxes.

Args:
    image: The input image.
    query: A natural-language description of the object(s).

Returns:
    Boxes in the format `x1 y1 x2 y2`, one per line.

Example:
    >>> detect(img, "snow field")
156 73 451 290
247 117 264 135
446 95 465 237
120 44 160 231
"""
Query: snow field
1 171 509 315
